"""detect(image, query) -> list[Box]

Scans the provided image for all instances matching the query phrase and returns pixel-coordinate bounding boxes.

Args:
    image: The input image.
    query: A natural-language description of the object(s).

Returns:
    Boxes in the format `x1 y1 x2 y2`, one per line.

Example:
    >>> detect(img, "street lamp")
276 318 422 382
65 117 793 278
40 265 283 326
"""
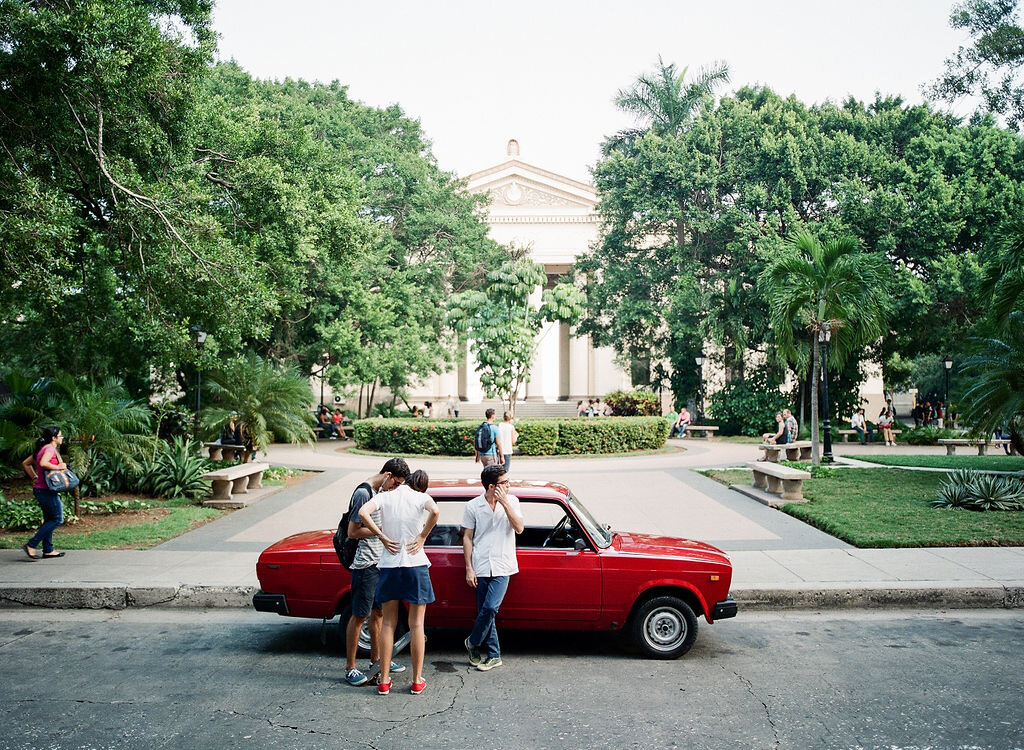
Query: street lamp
819 324 833 464
319 353 330 408
943 356 953 426
694 351 705 423
191 325 207 445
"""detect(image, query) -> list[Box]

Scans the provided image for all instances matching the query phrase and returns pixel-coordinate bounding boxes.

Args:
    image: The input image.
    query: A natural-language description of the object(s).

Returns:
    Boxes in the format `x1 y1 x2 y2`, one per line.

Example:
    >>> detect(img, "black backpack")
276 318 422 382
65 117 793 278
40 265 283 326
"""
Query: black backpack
473 421 493 453
333 482 373 570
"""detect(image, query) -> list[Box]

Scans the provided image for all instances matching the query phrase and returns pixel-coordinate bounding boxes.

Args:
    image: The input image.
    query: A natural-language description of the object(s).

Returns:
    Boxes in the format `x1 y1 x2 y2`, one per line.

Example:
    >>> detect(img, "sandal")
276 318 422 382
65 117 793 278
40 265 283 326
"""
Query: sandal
22 544 40 560
41 551 66 559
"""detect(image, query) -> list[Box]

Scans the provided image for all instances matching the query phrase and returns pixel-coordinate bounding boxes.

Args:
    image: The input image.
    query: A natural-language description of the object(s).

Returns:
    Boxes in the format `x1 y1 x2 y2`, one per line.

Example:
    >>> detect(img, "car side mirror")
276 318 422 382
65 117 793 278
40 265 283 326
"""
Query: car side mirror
574 538 587 551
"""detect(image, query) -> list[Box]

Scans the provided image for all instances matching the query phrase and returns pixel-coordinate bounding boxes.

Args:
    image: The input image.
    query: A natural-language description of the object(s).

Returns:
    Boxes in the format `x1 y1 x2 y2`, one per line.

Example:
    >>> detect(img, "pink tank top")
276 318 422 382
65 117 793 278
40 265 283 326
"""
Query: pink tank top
33 445 60 489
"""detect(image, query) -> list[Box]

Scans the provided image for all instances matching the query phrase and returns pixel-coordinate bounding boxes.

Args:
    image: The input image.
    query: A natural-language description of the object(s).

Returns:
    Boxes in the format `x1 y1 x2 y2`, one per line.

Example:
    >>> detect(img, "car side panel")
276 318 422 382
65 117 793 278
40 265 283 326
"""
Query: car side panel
501 548 602 623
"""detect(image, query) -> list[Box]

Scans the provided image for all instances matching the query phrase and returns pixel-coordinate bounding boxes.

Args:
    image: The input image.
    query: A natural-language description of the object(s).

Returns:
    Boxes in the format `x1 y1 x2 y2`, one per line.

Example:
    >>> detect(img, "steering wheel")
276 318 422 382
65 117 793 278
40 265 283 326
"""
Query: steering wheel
542 514 571 548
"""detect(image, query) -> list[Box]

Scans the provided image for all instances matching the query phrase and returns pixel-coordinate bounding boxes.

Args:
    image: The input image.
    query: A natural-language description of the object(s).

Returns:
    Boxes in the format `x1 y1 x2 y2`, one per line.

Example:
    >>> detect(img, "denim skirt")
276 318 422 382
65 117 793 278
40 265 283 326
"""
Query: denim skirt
377 565 435 605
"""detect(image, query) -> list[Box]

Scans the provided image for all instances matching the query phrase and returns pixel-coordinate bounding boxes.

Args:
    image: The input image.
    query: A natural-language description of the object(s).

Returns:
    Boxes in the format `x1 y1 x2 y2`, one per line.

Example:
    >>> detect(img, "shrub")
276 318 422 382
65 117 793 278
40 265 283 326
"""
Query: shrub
603 389 660 417
142 437 211 500
932 469 1024 511
709 378 789 437
905 426 965 445
0 496 43 530
353 417 668 455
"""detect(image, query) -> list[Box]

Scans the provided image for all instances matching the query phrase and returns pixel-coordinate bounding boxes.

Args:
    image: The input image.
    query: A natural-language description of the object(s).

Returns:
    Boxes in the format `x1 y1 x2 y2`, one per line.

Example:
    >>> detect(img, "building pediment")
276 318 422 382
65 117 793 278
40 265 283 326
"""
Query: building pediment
466 150 598 214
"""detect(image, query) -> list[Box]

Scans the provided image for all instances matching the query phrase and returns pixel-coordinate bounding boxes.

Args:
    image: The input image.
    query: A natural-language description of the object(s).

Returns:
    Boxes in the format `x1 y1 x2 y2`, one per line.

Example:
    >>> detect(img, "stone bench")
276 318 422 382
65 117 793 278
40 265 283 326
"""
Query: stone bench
314 424 353 440
204 442 251 462
748 461 811 503
684 425 719 440
202 462 269 506
758 440 812 462
836 429 902 443
937 439 1009 456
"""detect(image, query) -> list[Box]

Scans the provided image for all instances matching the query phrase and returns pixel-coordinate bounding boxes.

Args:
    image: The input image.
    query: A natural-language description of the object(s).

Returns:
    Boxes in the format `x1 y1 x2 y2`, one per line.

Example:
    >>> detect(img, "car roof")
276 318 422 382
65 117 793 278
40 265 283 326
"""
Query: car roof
426 478 570 501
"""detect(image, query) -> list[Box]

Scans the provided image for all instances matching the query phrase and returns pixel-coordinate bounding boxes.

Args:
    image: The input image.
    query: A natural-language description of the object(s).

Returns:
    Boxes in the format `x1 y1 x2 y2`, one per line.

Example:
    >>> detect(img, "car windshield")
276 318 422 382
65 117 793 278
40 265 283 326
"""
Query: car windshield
568 492 612 549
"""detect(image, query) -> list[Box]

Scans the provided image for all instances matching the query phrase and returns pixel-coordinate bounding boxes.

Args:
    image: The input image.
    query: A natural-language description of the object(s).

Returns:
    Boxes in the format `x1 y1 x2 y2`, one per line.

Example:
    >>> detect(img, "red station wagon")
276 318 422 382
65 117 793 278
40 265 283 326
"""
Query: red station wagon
253 479 737 659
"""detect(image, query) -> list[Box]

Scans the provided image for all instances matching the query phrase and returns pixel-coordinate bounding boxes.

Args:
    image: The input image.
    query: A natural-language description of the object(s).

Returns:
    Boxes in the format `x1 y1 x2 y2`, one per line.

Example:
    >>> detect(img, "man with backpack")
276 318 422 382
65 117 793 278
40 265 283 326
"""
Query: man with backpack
339 457 411 686
473 408 504 468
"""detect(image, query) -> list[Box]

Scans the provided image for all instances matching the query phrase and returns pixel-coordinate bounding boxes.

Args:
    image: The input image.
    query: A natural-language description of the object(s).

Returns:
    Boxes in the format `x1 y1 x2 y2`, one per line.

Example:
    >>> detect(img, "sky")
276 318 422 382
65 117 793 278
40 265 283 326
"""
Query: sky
211 0 969 184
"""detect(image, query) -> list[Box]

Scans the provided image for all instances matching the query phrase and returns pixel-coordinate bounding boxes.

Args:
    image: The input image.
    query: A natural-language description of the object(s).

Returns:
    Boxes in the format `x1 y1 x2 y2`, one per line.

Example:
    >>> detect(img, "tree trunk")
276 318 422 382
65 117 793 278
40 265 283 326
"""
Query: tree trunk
357 384 364 419
810 336 821 465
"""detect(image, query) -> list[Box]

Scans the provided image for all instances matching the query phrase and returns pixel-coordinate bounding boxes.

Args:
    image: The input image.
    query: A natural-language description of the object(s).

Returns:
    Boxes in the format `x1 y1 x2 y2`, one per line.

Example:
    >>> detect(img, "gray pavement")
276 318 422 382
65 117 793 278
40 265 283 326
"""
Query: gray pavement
1 439 1022 611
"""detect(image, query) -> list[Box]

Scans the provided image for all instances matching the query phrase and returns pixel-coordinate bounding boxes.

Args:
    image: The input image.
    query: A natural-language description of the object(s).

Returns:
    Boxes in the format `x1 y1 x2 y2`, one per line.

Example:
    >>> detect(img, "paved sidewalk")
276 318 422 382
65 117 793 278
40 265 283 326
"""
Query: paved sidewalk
1 441 1022 611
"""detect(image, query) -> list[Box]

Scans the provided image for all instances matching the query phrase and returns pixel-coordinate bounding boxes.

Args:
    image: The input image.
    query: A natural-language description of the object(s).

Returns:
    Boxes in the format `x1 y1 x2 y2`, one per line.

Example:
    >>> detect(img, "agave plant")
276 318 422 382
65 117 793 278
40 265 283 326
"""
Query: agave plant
967 473 1023 511
142 437 211 500
931 469 975 510
202 353 315 452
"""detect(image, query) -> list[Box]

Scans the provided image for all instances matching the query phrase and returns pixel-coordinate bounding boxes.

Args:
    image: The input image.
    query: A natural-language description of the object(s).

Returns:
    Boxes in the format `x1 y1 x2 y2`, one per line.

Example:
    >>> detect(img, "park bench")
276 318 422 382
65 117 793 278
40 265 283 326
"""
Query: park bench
314 424 353 440
758 440 812 462
202 461 269 507
684 425 719 440
204 441 252 463
747 461 811 504
937 438 1009 456
836 429 903 443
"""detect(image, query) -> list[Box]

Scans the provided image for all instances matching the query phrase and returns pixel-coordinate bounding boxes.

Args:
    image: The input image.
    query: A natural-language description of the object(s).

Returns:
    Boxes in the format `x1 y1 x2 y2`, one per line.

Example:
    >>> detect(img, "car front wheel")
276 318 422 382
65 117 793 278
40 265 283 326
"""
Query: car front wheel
631 595 698 659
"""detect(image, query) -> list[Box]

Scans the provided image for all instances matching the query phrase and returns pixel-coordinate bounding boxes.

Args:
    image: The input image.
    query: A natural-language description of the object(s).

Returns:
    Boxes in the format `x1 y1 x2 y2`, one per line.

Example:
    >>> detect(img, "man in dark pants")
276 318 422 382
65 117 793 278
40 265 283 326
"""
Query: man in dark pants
461 464 524 672
343 457 411 686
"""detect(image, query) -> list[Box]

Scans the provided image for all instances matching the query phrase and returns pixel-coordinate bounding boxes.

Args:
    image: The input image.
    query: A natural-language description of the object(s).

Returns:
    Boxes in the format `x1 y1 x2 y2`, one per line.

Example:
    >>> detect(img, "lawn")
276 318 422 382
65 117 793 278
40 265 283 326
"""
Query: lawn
700 467 1024 547
845 454 1024 472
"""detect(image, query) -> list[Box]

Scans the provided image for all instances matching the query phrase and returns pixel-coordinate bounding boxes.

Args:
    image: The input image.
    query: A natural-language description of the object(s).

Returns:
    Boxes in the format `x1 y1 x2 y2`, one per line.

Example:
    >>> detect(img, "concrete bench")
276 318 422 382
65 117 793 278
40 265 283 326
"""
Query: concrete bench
202 462 269 505
937 439 1009 456
204 442 251 462
314 424 353 440
684 425 719 440
758 440 812 462
836 429 902 443
748 461 811 503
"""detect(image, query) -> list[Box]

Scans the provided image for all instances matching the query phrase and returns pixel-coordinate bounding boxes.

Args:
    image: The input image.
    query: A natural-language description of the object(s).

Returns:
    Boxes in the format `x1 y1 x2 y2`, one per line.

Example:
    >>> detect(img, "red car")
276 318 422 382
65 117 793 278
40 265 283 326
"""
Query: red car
253 479 737 659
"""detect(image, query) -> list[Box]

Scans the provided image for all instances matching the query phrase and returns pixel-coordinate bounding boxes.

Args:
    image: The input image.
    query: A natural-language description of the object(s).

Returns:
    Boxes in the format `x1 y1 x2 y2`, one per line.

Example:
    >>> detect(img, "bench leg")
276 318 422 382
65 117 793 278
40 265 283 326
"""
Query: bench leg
978 444 988 456
208 446 223 461
785 446 799 461
766 475 782 495
241 450 253 464
840 434 849 443
799 447 812 461
752 471 768 490
247 469 265 490
211 479 231 500
781 479 804 502
946 445 956 456
231 476 249 495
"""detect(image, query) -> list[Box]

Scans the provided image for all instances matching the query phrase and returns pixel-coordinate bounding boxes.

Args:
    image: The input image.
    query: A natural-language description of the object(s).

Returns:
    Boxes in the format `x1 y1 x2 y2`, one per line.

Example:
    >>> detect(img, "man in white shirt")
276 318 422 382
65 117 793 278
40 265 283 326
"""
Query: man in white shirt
461 464 524 672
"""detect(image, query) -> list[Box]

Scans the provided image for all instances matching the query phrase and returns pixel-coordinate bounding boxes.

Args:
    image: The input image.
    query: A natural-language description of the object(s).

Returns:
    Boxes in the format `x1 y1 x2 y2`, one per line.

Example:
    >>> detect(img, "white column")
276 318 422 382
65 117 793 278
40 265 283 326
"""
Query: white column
569 332 590 400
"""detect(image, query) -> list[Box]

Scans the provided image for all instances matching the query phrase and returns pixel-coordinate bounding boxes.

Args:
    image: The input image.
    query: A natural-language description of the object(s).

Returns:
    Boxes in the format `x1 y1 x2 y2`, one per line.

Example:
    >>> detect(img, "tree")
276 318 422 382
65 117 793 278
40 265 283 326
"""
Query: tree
928 0 1024 130
958 311 1024 452
202 353 315 453
447 257 584 416
761 233 889 464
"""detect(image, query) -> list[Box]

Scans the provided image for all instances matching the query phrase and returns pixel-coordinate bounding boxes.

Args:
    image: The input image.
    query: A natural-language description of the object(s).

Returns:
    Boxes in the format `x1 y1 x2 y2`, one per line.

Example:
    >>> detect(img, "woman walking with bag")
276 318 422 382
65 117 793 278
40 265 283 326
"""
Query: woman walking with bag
20 426 68 560
358 469 439 696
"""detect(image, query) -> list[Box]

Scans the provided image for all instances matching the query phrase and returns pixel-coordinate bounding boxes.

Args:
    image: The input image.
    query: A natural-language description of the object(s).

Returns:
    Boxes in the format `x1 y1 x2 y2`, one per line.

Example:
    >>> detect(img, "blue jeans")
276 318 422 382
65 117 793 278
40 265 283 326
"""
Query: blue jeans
854 426 873 444
469 575 510 659
28 488 64 554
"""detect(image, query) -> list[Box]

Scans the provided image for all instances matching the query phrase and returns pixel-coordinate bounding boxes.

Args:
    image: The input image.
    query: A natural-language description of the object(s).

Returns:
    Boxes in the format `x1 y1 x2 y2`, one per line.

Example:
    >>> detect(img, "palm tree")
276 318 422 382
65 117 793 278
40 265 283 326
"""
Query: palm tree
761 232 889 464
202 353 315 452
983 218 1024 326
613 56 730 141
958 311 1024 454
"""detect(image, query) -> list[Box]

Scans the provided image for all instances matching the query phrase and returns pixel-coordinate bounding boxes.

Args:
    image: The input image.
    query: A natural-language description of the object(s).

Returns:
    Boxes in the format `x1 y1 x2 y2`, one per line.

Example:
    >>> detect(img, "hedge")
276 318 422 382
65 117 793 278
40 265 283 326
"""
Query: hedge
353 417 669 456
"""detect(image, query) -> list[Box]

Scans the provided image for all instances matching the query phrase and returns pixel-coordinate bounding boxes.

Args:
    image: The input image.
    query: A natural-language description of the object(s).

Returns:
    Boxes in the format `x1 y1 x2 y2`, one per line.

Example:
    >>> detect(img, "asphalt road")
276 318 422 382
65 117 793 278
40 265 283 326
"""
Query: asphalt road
1 608 1022 750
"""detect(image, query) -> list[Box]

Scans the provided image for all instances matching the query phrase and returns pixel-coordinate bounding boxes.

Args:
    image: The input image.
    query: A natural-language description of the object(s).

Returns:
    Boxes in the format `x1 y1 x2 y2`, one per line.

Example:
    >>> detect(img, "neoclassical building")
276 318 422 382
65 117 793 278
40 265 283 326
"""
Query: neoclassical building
412 140 631 408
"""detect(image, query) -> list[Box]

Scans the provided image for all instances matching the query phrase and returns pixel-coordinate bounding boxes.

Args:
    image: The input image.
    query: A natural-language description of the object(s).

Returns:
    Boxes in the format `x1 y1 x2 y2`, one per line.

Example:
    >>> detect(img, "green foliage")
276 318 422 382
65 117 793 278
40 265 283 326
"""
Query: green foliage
202 353 315 451
0 496 43 531
142 438 210 500
903 426 967 445
447 257 584 414
353 417 668 455
79 499 153 515
708 370 789 436
603 389 661 417
932 469 1024 510
779 459 837 479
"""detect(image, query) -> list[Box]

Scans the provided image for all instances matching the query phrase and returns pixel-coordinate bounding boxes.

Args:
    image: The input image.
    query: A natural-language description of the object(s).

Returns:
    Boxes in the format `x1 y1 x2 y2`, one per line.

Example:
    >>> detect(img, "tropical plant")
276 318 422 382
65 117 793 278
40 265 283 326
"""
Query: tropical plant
603 389 661 417
142 437 210 500
932 469 1024 510
202 353 315 452
761 233 890 464
931 470 977 509
958 311 1024 453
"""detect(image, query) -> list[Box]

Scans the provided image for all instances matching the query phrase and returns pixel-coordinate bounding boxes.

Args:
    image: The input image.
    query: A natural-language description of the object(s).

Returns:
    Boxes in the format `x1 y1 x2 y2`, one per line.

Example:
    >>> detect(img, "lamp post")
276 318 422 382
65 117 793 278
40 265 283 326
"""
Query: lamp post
319 353 329 408
694 351 705 424
819 324 834 464
943 355 953 427
191 325 207 445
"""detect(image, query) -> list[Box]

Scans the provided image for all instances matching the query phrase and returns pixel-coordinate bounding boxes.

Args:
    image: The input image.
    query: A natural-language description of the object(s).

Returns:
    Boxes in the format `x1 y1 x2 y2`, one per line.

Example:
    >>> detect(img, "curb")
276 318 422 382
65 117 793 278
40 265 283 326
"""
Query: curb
1 583 1021 611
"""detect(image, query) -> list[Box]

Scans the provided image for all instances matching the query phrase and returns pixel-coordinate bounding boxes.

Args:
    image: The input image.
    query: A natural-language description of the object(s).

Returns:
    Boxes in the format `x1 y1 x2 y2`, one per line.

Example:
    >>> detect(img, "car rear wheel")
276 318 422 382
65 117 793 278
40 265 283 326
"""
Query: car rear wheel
631 595 698 659
339 603 411 658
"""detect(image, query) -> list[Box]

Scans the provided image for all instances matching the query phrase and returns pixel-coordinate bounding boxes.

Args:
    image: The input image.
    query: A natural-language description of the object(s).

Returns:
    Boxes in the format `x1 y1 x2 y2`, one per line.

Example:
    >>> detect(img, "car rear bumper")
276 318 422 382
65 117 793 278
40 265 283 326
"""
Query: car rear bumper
712 597 738 620
253 591 289 615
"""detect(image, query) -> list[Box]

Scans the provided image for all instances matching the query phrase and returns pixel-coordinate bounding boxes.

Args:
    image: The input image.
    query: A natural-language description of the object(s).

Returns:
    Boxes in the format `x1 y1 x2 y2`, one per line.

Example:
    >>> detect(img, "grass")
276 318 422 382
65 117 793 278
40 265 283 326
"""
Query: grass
700 467 1024 547
846 454 1024 472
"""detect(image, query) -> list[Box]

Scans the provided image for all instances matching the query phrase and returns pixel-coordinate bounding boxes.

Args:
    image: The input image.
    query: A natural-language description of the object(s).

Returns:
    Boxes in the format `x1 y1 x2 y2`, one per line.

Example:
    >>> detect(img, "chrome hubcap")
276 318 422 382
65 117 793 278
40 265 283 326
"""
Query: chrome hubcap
645 608 685 649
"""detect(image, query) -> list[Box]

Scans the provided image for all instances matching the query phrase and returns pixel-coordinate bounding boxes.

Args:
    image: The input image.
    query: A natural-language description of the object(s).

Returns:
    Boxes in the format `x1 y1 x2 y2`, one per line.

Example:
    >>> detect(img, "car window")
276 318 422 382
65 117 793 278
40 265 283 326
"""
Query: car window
424 498 468 547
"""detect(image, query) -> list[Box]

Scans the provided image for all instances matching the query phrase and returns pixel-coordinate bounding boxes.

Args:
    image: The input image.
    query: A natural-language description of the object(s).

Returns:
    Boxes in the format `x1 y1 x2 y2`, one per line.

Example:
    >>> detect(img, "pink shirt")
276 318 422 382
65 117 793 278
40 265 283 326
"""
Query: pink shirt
33 445 60 489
